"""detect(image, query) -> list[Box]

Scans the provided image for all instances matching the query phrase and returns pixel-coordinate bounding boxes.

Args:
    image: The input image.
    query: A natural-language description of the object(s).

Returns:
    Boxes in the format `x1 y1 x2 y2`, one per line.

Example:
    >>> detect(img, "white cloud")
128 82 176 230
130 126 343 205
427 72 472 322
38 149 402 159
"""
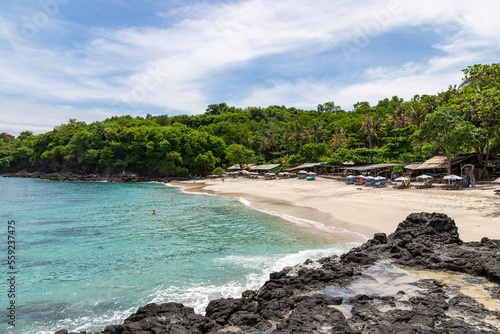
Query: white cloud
1 0 500 134
0 100 120 136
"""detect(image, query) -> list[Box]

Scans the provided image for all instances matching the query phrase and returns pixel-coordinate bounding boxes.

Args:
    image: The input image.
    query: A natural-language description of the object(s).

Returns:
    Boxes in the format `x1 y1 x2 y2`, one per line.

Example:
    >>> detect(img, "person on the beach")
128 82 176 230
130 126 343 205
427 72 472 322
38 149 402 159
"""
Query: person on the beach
152 210 157 215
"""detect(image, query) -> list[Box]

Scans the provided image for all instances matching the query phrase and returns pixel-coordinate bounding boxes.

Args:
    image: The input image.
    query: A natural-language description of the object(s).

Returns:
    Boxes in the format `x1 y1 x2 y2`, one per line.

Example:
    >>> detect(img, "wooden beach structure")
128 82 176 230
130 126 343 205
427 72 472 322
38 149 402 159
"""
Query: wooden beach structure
227 164 256 172
249 164 281 175
343 163 398 179
284 163 329 175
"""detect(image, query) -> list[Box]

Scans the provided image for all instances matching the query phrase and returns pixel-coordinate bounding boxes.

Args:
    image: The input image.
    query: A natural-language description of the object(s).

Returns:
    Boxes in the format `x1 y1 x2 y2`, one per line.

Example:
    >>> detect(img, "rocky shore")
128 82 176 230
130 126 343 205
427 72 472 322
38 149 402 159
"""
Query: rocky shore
0 170 185 183
56 212 500 333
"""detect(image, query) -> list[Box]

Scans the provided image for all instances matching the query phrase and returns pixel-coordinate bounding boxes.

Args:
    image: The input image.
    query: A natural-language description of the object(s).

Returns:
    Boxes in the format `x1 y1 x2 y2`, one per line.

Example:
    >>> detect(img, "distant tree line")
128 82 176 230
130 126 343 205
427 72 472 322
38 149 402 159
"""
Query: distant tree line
1 64 499 177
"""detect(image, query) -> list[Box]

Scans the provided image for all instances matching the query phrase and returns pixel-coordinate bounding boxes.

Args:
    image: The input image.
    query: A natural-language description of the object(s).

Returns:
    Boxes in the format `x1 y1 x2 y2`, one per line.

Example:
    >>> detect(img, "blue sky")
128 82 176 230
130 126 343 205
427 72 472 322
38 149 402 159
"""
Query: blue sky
1 0 499 136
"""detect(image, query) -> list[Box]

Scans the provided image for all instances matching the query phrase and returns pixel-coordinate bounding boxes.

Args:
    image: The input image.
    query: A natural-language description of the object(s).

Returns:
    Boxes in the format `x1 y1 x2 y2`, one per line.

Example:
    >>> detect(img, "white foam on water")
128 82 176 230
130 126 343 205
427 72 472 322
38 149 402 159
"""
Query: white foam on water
150 245 357 315
237 197 368 241
27 307 137 334
165 182 218 197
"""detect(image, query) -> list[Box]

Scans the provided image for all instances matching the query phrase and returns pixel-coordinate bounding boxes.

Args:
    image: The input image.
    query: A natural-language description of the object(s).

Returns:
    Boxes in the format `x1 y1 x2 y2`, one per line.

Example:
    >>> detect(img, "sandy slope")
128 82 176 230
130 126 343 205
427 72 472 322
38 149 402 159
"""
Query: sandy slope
172 177 500 243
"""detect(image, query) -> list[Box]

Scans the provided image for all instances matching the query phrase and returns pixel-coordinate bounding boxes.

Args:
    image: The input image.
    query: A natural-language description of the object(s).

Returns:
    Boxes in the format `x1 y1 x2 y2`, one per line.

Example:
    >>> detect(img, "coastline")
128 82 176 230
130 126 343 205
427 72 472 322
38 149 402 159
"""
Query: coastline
171 177 500 243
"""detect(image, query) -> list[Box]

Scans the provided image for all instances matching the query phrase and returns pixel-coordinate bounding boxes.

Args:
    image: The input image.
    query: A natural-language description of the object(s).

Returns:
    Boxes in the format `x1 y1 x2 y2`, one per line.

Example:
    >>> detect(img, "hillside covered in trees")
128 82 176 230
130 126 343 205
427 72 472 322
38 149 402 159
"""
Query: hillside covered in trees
1 64 499 178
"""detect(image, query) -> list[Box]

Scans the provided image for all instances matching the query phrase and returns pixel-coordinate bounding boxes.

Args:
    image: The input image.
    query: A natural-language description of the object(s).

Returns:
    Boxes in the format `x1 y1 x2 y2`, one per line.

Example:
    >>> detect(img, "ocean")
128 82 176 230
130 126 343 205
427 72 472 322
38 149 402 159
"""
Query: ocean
0 177 358 334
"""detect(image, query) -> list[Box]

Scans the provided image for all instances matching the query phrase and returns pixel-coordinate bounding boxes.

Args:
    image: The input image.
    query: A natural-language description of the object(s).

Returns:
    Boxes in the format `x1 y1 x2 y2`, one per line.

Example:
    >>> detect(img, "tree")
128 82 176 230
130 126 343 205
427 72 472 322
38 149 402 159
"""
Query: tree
459 63 500 175
213 167 226 175
359 114 377 148
194 151 218 175
225 144 254 169
317 101 344 114
415 107 483 174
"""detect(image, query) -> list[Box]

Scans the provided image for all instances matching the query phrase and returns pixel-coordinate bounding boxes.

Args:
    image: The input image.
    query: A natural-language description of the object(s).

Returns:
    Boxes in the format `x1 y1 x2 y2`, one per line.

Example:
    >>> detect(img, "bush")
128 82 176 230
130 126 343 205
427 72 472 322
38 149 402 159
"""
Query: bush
175 166 189 176
213 167 226 175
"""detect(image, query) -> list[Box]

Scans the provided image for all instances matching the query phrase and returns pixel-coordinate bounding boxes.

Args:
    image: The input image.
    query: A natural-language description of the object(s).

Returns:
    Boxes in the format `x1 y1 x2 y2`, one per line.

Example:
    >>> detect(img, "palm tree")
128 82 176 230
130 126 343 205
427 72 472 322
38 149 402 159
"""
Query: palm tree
310 121 326 144
359 115 377 148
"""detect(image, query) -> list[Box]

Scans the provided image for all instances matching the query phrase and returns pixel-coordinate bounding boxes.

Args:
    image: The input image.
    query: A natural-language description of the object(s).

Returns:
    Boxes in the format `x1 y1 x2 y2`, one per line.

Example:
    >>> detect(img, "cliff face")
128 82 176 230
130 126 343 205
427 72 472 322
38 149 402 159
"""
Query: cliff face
56 212 500 334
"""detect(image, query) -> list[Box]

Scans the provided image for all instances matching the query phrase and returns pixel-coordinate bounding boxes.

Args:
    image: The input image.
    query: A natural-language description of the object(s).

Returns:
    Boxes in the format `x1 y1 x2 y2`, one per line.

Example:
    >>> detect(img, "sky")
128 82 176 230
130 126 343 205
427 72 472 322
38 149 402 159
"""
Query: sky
1 0 499 136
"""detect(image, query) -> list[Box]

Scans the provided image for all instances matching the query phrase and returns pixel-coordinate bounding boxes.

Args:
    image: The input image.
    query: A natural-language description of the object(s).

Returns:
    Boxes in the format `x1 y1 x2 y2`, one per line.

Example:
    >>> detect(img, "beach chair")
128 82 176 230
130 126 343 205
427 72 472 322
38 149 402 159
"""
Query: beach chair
364 180 376 186
306 175 316 181
416 179 434 189
443 181 463 190
373 181 386 188
298 174 307 179
394 181 409 189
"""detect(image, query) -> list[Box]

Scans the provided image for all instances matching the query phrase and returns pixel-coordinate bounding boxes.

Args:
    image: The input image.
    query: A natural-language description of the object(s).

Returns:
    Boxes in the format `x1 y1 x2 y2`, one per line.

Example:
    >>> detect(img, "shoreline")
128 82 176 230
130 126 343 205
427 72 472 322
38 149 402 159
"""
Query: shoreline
171 177 500 243
170 181 372 244
3 172 499 242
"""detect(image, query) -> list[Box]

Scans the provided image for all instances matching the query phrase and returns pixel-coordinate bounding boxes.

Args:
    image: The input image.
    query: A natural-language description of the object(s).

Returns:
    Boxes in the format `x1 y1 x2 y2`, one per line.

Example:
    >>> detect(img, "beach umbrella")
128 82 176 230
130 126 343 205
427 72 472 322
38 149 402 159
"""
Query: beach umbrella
298 170 307 174
444 174 463 180
374 176 386 180
365 176 374 180
395 177 410 181
491 177 500 184
357 175 366 178
307 172 316 175
346 175 355 179
417 174 433 179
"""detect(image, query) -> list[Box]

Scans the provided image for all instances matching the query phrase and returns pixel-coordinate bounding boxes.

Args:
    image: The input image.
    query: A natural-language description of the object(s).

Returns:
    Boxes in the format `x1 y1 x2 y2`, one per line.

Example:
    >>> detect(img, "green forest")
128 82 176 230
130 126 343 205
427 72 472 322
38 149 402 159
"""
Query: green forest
1 64 499 178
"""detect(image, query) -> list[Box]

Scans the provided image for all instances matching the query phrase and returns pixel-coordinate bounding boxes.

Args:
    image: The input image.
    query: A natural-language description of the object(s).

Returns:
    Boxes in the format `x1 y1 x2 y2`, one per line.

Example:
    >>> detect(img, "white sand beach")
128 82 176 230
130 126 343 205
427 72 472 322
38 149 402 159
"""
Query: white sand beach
172 177 500 243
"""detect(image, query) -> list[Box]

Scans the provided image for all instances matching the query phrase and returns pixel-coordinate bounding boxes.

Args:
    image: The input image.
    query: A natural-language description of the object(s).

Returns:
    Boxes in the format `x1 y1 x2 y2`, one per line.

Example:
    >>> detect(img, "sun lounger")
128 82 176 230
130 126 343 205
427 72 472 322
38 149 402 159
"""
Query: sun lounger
364 180 376 186
298 175 306 179
394 182 411 189
416 179 434 189
373 181 386 188
443 181 463 190
306 175 316 181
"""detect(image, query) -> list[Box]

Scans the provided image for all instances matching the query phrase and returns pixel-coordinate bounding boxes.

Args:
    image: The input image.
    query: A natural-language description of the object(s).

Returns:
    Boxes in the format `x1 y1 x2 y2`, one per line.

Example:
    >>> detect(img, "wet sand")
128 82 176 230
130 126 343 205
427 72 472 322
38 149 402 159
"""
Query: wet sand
171 177 500 243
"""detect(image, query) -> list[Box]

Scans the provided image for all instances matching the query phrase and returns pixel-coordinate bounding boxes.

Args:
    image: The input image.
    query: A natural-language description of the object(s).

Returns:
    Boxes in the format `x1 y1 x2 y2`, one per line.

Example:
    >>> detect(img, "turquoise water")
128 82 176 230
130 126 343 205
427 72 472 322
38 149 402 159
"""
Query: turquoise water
0 177 357 334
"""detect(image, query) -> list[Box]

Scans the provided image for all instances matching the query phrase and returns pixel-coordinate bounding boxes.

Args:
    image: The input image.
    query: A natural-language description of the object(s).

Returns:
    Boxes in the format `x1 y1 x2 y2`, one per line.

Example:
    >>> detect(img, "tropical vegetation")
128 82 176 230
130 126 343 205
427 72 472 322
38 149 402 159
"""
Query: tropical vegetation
1 64 499 178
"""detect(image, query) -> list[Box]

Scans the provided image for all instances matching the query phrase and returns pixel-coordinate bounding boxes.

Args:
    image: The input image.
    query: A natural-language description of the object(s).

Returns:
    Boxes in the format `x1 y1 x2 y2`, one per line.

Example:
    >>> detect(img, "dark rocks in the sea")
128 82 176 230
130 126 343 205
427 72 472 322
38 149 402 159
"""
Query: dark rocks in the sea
0 170 195 183
55 330 90 334
102 302 219 334
57 213 500 334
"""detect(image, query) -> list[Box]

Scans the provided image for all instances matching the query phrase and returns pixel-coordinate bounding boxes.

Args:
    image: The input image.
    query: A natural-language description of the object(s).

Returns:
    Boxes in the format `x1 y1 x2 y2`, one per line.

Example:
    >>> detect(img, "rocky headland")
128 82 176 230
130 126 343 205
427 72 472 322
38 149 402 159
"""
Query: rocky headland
1 170 183 183
56 212 500 333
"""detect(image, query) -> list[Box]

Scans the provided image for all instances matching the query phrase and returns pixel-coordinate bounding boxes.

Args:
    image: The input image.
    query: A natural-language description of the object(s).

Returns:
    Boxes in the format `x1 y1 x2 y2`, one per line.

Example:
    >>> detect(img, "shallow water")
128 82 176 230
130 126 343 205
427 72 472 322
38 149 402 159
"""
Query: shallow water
324 261 500 330
0 177 356 334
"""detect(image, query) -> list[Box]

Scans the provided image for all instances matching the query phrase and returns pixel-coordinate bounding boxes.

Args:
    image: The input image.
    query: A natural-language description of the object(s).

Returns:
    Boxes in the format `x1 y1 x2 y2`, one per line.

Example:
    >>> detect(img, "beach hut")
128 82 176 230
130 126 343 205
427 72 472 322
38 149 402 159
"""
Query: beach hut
284 163 323 175
414 154 478 180
249 164 281 175
345 163 398 180
227 164 256 172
